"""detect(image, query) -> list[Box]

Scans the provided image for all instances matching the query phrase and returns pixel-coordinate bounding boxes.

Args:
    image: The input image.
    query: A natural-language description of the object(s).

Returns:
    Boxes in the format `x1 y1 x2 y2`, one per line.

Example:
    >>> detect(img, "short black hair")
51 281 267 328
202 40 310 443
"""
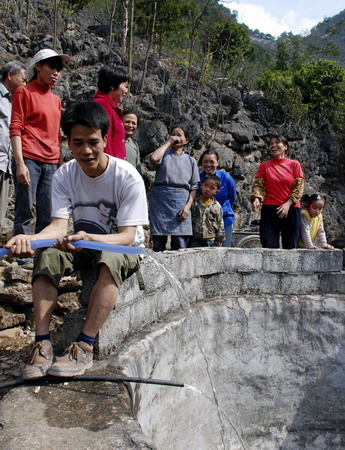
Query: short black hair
61 101 109 138
198 149 219 166
1 61 26 82
97 66 129 93
269 134 289 148
170 125 189 139
123 109 140 127
302 193 326 207
202 174 221 188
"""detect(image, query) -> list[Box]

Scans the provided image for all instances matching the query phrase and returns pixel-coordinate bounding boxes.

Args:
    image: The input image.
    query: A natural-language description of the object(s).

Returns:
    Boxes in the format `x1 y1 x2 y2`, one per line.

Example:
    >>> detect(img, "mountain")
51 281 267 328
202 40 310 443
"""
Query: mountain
304 9 345 65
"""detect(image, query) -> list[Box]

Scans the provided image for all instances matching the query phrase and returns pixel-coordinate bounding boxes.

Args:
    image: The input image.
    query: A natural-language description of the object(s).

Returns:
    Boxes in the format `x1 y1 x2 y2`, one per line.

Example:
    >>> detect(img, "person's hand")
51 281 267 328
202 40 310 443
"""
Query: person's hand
5 235 35 258
16 162 30 186
322 243 334 249
168 135 179 146
52 238 82 253
52 231 90 253
67 231 90 242
251 198 260 212
276 201 291 218
178 206 189 221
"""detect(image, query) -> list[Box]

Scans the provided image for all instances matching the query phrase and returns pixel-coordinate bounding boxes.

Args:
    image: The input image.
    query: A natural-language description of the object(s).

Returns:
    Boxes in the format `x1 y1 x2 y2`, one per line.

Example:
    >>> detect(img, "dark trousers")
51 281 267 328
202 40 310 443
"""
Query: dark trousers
152 235 190 252
260 205 301 249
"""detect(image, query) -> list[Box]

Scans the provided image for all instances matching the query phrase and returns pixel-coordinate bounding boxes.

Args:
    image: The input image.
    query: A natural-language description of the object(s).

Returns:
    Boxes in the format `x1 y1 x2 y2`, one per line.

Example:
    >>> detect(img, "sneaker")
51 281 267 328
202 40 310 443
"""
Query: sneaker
22 340 54 380
47 342 93 377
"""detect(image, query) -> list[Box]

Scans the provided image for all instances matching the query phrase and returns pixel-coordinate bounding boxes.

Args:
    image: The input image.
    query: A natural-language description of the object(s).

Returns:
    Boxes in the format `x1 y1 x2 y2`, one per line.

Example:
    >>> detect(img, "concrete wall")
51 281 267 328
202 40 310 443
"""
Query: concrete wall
62 248 345 357
106 248 345 449
2 248 345 449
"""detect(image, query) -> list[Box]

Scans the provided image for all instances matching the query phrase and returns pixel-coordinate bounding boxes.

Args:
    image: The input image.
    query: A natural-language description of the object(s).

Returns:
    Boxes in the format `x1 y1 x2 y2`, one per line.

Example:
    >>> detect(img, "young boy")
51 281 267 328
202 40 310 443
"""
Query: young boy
5 101 148 380
123 109 142 174
190 174 225 247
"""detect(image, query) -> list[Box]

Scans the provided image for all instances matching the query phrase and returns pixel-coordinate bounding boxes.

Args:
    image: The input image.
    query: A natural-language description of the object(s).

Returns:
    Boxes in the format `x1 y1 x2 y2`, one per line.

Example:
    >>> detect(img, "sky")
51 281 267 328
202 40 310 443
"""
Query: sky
220 0 345 37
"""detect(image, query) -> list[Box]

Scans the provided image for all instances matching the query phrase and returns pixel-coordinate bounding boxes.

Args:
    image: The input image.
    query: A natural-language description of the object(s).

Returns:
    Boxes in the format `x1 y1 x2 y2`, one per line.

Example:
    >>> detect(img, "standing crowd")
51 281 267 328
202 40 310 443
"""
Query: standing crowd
0 49 334 380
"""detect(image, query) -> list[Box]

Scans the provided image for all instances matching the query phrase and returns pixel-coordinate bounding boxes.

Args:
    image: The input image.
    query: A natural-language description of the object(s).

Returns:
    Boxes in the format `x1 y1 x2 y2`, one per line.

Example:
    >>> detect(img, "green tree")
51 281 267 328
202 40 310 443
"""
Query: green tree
210 20 250 66
293 59 345 125
258 69 306 123
275 39 291 70
258 59 345 129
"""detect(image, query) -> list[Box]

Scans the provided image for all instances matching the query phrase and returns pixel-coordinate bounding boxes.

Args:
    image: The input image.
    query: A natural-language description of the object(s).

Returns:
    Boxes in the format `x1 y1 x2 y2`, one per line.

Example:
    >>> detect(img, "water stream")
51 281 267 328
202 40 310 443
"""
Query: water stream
142 249 246 450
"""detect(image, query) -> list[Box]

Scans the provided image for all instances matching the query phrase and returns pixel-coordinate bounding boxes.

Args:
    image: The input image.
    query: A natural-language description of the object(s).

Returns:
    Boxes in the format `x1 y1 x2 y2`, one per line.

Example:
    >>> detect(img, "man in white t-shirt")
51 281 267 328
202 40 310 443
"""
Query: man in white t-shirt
6 101 148 379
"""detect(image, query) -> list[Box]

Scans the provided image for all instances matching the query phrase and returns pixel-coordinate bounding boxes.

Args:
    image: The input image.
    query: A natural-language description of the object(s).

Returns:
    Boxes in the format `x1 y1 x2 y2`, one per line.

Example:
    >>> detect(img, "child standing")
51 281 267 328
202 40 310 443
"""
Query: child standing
190 174 225 247
300 193 334 249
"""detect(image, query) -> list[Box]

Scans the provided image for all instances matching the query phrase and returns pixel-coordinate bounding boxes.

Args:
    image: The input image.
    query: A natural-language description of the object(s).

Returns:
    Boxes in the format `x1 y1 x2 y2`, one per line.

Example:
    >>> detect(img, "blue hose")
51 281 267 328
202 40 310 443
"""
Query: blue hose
0 239 145 257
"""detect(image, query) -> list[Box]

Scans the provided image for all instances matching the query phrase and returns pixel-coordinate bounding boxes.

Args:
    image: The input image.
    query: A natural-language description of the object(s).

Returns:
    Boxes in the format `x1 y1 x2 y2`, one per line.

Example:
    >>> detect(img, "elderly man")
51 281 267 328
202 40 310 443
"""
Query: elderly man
0 61 27 227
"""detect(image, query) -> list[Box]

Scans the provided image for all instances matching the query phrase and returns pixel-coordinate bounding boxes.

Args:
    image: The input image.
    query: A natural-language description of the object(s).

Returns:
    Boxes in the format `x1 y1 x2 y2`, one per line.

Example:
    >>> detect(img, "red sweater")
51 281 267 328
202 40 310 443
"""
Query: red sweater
255 158 304 207
93 90 126 160
10 80 61 164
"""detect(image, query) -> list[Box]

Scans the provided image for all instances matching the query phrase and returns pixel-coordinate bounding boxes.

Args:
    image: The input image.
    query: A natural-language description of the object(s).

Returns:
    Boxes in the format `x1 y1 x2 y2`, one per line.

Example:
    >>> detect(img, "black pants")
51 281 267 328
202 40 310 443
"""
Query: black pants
152 235 190 252
260 205 301 249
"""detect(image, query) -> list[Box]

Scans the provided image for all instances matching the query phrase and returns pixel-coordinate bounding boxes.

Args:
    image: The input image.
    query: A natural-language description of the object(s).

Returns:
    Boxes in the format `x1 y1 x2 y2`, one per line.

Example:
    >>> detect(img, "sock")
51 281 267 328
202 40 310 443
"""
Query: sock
76 332 95 347
35 334 50 342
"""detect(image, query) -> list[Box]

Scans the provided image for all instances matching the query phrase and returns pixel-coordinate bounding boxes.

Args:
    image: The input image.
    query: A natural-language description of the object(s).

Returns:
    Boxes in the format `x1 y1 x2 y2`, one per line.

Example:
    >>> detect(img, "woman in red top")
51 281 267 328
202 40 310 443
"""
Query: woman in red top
10 49 70 236
251 135 304 248
93 66 129 160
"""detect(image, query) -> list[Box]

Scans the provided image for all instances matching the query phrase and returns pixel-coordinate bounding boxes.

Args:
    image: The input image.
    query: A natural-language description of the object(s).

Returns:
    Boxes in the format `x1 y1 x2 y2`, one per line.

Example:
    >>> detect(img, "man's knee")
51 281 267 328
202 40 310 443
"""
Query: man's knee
32 273 56 288
97 263 115 283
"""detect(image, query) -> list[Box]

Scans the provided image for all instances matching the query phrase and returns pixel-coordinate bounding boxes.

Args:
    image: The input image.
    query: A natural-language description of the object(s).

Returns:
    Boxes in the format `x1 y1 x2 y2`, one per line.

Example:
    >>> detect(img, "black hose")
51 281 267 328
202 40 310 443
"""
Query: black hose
0 375 184 390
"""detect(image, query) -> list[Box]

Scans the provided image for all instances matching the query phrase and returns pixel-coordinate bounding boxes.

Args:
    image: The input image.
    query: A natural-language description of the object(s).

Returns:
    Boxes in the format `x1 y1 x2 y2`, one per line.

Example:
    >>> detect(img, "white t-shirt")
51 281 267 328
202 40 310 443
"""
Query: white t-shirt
52 156 148 246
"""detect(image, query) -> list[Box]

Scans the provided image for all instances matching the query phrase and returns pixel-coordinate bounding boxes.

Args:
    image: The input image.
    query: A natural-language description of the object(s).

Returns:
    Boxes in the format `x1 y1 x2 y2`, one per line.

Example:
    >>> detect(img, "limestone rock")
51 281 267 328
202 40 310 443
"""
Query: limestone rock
0 307 26 329
0 284 32 306
4 265 32 283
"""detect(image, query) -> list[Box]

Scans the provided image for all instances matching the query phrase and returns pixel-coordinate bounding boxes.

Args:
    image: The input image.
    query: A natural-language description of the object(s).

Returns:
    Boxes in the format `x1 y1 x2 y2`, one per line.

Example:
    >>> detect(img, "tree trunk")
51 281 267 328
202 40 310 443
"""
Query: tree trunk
107 0 117 50
186 0 212 95
128 0 135 83
53 0 59 50
122 0 129 57
139 0 157 93
25 0 30 31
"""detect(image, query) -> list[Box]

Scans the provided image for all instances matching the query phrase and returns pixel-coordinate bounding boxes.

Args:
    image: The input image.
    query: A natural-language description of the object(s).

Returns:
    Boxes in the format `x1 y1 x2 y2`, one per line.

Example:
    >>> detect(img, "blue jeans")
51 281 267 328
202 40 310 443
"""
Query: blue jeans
223 224 233 247
13 158 58 235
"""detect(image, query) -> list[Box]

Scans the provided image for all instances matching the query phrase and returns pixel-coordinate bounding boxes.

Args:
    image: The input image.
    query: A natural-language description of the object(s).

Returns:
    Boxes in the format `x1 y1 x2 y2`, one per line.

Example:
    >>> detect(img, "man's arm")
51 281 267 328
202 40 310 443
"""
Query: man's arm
5 217 69 257
53 226 138 253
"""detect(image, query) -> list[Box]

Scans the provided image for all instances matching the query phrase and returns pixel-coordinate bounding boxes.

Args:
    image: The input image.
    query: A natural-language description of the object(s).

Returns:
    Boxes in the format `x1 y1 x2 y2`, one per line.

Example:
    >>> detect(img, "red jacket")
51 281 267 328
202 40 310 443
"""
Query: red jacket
93 90 126 159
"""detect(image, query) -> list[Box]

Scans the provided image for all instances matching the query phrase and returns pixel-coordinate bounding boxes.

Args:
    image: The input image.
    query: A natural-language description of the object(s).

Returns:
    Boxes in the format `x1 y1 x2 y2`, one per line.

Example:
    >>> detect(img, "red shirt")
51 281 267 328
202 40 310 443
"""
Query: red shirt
93 90 126 160
10 80 61 164
255 158 304 207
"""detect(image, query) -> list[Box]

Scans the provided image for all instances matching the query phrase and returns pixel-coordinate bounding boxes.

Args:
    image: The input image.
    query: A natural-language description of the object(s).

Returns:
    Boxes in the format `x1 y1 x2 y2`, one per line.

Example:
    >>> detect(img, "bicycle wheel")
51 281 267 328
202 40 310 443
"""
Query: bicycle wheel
236 235 261 248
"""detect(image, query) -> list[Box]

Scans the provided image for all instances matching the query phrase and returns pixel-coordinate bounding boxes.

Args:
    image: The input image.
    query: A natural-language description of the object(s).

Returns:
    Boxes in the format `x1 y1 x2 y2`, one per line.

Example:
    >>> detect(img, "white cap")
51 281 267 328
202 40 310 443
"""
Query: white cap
26 49 70 80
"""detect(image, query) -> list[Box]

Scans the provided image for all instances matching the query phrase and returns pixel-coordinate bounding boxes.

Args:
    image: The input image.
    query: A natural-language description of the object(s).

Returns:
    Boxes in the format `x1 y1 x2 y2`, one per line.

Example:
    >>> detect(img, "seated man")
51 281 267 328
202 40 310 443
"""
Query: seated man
6 101 148 380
